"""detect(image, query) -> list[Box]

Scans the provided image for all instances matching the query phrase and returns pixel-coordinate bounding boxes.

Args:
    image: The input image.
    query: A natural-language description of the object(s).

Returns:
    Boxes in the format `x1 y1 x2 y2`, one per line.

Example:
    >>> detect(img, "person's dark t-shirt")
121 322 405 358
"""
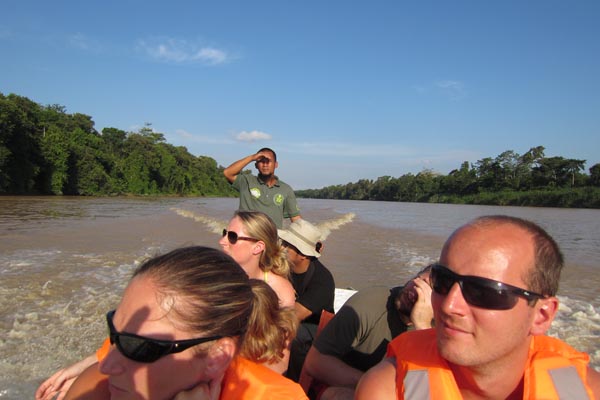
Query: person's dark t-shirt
290 258 335 325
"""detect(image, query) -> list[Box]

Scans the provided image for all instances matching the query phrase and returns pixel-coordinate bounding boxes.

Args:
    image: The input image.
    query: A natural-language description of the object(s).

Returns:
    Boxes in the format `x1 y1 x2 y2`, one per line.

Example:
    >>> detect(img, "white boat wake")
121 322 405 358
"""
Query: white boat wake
170 208 356 240
170 208 227 234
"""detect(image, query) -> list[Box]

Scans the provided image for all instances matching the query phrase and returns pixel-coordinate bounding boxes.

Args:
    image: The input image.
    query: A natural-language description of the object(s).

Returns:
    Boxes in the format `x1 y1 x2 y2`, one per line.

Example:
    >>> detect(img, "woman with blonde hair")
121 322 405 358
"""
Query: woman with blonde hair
219 210 295 309
36 212 297 400
62 246 306 400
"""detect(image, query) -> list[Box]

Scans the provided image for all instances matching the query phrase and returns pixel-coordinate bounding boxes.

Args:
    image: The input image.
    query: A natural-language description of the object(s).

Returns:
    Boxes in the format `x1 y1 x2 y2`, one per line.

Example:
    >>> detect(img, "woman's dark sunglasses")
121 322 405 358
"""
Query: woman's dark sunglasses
106 310 222 363
222 229 258 245
430 264 546 310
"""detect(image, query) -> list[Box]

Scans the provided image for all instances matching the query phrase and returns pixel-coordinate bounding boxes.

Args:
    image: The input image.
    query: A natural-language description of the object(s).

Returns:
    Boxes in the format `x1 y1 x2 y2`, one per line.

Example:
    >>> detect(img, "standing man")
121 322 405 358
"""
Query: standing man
303 267 433 400
224 148 301 228
279 219 336 382
356 215 600 399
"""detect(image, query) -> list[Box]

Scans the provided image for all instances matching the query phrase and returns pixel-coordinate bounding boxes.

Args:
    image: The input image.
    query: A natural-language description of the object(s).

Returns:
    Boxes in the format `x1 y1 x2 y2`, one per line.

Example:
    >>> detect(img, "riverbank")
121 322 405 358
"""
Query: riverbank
298 186 600 209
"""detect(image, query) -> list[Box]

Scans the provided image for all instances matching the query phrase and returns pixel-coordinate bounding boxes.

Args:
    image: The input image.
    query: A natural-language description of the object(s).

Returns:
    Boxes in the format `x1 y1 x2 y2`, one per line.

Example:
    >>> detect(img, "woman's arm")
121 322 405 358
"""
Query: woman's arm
63 362 109 400
35 354 97 400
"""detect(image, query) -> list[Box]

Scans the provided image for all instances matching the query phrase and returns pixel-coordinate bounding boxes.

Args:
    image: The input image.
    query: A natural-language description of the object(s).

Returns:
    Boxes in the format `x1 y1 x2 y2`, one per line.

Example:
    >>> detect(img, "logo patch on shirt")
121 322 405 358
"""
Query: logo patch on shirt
273 193 284 205
250 188 261 198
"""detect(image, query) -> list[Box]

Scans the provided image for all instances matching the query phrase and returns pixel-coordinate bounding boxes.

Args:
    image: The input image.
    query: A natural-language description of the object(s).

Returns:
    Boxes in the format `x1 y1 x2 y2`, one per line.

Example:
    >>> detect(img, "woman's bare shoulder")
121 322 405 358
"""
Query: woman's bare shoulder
268 274 295 308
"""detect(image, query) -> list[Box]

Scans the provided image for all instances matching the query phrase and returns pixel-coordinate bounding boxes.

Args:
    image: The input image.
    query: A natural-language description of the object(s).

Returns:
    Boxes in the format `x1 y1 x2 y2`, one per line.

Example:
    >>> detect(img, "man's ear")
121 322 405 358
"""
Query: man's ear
204 338 236 378
530 296 558 335
274 160 279 170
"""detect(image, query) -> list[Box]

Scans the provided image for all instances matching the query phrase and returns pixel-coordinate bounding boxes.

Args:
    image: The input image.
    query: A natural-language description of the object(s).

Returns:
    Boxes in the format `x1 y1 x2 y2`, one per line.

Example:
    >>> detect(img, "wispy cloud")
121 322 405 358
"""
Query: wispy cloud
167 129 271 145
68 33 90 50
413 79 467 100
175 129 235 144
435 80 466 100
137 37 233 65
176 129 194 139
284 141 479 165
235 130 272 142
66 33 104 54
285 141 413 157
413 85 427 95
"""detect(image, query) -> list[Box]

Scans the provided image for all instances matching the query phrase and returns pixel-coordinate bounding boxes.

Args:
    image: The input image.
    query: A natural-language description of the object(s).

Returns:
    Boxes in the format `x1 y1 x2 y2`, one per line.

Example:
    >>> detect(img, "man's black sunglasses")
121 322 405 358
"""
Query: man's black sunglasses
222 229 258 245
430 264 547 310
282 240 323 255
106 310 222 363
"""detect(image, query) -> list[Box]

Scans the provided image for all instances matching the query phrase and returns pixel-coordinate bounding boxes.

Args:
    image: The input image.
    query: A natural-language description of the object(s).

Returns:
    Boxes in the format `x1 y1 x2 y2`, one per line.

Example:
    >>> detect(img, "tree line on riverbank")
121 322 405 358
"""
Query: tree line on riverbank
2 92 599 207
0 92 236 196
296 147 600 208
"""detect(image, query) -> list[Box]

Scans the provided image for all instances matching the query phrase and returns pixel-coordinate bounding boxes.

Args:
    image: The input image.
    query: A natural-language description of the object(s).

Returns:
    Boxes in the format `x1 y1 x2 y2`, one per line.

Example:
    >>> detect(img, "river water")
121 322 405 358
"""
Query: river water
1 196 599 398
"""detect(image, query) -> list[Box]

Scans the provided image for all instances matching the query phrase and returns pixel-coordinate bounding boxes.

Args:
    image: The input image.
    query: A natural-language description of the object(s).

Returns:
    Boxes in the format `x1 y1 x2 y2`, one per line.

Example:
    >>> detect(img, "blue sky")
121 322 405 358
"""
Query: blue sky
1 1 599 189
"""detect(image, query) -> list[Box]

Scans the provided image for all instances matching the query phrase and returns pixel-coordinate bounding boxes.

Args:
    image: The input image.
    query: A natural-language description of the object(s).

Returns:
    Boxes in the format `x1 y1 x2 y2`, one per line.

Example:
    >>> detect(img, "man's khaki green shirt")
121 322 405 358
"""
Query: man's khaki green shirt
232 173 300 228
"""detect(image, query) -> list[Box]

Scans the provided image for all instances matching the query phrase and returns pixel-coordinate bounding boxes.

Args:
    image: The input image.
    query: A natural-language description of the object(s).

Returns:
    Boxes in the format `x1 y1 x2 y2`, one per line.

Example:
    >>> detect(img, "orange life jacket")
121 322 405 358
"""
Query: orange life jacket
96 338 307 400
387 329 594 400
221 357 307 400
96 337 110 361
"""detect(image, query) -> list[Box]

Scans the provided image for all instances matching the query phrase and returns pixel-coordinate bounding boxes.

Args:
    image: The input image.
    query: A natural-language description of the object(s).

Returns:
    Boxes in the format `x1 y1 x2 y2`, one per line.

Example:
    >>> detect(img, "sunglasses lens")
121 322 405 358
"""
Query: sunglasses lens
107 310 169 363
461 280 517 310
227 231 238 244
117 335 168 363
222 229 239 244
432 265 518 310
431 266 454 295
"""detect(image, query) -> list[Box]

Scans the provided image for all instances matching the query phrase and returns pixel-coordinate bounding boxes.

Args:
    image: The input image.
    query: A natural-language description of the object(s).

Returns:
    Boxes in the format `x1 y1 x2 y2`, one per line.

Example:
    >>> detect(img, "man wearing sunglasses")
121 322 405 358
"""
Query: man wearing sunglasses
223 147 302 228
278 219 335 383
356 215 600 399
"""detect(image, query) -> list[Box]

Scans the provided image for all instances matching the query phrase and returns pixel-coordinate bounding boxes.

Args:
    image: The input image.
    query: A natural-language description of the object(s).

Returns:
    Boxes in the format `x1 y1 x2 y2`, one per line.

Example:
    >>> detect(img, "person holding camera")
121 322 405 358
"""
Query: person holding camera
302 266 433 400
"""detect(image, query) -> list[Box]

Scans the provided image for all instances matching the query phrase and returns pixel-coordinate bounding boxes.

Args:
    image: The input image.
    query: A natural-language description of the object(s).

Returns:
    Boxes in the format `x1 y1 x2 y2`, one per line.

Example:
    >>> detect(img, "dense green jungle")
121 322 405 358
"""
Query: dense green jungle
296 152 600 208
0 92 236 197
1 92 599 208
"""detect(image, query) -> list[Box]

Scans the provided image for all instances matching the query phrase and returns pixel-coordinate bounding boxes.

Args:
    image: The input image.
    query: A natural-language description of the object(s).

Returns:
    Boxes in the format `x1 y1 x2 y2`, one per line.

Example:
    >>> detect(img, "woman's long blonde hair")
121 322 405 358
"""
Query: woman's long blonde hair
234 210 290 277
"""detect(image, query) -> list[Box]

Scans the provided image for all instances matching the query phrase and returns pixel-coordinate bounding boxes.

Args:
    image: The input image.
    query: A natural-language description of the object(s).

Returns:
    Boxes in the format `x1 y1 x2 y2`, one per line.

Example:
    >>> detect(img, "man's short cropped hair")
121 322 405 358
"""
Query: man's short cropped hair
470 215 564 296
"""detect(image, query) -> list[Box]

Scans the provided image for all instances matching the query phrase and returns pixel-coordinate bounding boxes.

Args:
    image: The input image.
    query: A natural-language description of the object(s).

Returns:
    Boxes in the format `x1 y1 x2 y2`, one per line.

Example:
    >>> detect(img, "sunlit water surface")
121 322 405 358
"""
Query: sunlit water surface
0 196 598 399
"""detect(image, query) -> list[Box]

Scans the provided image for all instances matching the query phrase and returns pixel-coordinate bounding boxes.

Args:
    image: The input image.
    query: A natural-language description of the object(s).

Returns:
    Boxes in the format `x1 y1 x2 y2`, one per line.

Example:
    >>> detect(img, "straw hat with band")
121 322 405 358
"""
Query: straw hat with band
278 219 323 258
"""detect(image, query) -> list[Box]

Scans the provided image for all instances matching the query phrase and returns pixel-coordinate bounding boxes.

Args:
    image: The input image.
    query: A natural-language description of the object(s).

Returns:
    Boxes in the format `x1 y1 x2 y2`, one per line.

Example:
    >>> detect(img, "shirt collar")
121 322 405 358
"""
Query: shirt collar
258 174 280 187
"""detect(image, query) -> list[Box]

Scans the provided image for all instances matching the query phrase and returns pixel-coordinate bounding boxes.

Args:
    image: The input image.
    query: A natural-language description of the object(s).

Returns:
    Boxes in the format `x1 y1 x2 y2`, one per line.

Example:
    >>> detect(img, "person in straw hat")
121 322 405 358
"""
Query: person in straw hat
278 219 336 382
